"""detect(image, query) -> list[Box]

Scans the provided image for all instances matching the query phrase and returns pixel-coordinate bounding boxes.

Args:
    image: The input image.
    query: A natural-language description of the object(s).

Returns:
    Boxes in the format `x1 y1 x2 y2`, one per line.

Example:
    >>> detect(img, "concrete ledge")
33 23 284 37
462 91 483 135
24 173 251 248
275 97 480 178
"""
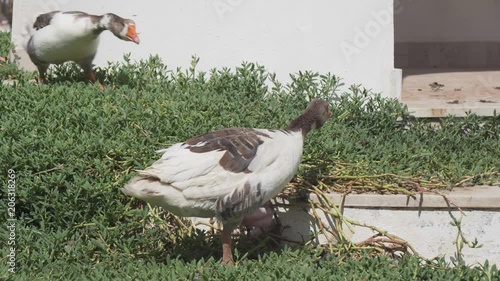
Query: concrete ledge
312 185 500 209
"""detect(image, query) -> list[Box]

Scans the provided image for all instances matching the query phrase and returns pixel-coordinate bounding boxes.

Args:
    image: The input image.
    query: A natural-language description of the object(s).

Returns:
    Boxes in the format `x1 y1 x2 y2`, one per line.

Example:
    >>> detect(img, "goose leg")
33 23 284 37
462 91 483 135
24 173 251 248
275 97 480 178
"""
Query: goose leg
81 64 104 91
36 65 48 84
221 225 234 265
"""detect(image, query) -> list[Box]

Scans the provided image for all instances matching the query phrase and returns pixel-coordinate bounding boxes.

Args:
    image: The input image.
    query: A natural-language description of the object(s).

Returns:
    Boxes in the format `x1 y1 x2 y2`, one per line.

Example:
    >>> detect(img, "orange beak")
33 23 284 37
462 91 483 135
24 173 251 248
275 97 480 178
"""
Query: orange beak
126 25 140 44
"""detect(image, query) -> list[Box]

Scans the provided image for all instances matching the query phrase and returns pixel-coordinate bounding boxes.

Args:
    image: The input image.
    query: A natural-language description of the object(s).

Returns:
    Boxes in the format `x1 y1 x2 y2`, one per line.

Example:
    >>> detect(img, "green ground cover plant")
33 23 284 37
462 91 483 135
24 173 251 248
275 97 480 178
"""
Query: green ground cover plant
0 31 18 78
1 32 499 279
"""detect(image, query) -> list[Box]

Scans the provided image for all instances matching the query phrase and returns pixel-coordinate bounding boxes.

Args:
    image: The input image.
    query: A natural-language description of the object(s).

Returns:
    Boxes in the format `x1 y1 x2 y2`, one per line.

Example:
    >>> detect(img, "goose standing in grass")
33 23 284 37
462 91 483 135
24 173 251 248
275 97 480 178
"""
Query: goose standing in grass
25 11 140 89
122 99 332 265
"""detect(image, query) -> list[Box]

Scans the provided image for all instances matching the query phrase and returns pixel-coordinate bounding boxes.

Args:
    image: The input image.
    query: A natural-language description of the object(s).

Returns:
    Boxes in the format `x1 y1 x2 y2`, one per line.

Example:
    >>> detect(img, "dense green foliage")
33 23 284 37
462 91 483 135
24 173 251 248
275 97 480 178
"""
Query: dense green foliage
0 32 20 79
1 31 499 279
0 32 10 58
4 247 500 280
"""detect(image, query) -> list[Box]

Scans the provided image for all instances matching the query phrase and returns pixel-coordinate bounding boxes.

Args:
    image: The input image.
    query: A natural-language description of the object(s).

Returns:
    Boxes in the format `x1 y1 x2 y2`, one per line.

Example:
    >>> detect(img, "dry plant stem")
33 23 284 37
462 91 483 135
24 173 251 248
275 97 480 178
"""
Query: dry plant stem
33 164 64 176
309 163 498 194
327 173 407 180
309 201 336 253
194 221 222 232
309 186 423 258
313 185 354 234
172 215 189 230
356 235 412 252
408 180 465 216
454 171 499 187
339 185 352 215
305 179 342 244
429 189 465 216
133 123 152 137
313 201 421 257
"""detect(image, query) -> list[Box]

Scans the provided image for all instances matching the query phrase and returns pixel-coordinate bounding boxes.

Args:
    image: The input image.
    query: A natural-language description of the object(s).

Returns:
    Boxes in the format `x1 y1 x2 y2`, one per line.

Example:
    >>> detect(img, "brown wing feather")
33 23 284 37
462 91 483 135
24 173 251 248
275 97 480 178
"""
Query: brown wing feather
184 128 271 173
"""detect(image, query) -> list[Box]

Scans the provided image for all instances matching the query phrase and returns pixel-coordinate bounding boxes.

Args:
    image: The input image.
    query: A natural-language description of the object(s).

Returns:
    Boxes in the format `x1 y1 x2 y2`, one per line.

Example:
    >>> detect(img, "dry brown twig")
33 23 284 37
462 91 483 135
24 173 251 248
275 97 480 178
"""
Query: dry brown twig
307 184 424 259
33 164 64 176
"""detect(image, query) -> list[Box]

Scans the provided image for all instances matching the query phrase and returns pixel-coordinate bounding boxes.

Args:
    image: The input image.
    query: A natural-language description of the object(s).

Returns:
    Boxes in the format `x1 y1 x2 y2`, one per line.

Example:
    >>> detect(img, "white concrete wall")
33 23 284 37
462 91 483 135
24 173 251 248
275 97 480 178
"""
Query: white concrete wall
275 203 500 266
395 0 500 42
11 0 400 99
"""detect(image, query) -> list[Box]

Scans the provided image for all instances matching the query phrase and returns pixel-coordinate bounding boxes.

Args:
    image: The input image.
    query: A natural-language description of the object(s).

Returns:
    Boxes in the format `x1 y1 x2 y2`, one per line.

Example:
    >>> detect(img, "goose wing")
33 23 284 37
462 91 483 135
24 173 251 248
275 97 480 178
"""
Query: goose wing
138 128 272 197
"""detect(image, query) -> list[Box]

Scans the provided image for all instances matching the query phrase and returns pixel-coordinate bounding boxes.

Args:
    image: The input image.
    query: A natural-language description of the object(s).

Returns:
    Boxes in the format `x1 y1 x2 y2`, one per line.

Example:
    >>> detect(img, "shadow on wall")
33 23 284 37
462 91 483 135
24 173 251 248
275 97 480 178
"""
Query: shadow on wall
274 198 339 245
395 42 500 69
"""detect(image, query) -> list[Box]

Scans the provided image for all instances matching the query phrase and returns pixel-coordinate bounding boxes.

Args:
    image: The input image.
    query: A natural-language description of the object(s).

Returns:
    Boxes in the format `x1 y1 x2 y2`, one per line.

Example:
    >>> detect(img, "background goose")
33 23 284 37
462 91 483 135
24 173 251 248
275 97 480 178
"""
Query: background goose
122 99 332 265
25 11 140 89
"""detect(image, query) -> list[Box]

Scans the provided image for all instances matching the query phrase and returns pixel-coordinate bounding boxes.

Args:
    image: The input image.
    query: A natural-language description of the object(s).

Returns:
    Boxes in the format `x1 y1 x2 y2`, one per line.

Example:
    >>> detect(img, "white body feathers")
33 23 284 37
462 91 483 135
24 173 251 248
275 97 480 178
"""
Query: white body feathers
27 12 100 64
122 129 304 220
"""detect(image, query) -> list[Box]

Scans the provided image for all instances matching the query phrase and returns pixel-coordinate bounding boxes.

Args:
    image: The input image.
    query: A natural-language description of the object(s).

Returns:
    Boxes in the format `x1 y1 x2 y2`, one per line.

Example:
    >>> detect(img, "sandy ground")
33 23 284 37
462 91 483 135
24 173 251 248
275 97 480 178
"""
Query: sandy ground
401 68 500 117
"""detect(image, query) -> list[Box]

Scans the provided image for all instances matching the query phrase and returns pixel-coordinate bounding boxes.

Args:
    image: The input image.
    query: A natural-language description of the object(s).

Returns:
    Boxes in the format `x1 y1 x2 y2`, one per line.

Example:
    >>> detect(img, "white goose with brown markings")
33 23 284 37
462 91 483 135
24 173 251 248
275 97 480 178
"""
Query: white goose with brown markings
26 11 140 89
122 99 332 265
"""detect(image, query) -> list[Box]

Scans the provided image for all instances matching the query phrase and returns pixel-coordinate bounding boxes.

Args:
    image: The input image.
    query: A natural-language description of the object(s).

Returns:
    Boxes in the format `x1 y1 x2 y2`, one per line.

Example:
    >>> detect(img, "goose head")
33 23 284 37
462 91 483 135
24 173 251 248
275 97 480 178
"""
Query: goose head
307 99 332 130
102 13 140 44
287 99 332 136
